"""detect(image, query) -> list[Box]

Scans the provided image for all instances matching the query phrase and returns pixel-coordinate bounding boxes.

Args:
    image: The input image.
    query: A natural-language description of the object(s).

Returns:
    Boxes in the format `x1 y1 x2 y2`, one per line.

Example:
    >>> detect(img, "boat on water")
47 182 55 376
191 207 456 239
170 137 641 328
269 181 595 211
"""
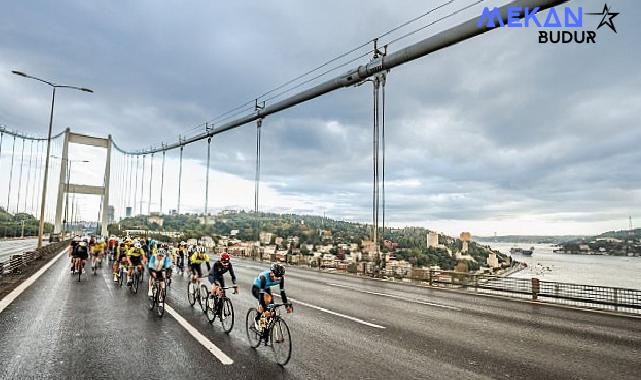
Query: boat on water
510 247 534 256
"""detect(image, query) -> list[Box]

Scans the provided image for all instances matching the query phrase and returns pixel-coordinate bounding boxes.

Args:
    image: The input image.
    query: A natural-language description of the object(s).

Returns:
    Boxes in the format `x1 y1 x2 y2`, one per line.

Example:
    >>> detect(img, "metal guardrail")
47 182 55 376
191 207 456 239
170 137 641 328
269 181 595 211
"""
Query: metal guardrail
0 240 70 276
239 252 641 315
425 270 641 315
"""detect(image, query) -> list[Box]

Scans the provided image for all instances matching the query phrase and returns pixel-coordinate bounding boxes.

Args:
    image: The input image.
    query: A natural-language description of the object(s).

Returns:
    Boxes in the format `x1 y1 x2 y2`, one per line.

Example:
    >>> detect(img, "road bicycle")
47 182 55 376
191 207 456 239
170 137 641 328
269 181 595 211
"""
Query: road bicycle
205 286 237 333
187 279 208 313
148 273 167 317
128 265 143 294
245 303 293 366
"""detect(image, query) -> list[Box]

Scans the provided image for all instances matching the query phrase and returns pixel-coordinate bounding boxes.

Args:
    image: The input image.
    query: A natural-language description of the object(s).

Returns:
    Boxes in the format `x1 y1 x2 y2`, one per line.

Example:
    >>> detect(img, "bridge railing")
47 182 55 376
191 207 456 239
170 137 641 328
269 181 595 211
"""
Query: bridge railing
0 240 70 276
232 249 641 315
425 270 641 315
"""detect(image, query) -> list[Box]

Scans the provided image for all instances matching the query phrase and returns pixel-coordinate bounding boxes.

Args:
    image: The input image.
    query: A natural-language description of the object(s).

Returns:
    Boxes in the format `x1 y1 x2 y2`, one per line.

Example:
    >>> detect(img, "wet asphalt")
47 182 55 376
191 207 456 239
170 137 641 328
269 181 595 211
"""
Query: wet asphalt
0 252 640 380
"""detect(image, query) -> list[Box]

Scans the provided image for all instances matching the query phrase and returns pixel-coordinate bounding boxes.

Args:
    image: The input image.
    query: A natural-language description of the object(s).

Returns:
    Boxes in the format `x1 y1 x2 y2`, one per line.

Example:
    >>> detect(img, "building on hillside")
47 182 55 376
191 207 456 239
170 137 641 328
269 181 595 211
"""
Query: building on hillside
259 232 273 245
197 215 215 225
427 232 439 248
384 260 413 277
125 207 133 217
487 252 499 269
148 212 164 227
460 232 472 253
230 229 239 236
169 209 177 216
275 236 284 246
287 236 300 244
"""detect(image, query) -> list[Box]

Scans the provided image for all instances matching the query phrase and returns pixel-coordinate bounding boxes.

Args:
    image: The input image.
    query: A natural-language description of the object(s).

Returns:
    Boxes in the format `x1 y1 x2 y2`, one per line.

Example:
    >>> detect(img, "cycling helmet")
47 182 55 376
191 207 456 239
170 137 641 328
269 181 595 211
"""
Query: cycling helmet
157 248 166 256
220 252 231 264
79 241 87 247
270 263 285 277
134 242 142 249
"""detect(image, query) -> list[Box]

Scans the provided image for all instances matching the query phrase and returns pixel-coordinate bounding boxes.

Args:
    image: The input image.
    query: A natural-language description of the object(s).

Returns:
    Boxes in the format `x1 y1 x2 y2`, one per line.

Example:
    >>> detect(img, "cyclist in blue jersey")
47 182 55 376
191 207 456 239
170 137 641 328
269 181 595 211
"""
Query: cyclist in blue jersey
147 248 172 297
251 263 293 331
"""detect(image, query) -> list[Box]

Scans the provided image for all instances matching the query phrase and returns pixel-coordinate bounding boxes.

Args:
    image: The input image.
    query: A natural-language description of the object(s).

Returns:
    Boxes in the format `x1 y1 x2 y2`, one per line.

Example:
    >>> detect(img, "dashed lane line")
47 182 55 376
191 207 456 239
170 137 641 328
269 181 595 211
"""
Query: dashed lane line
0 249 67 315
273 294 386 329
326 282 461 311
165 304 234 365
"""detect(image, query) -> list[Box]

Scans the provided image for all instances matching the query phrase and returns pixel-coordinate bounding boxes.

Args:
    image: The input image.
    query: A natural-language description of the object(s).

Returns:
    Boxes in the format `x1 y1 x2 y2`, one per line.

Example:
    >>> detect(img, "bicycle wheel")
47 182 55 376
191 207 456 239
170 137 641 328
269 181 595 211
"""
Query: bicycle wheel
220 298 234 334
187 283 196 306
157 286 166 317
271 317 292 366
77 262 82 282
119 267 125 287
205 295 217 324
245 308 261 348
149 283 157 311
131 272 139 294
199 284 209 313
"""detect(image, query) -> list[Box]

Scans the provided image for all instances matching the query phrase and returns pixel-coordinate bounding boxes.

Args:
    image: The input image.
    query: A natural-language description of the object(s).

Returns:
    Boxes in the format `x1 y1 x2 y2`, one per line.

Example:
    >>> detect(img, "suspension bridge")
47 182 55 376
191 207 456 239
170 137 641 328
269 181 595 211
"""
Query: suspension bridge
1 1 639 379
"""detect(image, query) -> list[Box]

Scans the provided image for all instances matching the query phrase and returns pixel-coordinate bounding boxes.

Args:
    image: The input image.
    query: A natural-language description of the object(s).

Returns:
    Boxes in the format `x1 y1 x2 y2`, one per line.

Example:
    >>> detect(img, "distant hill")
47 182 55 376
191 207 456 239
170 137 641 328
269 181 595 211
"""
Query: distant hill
475 235 584 244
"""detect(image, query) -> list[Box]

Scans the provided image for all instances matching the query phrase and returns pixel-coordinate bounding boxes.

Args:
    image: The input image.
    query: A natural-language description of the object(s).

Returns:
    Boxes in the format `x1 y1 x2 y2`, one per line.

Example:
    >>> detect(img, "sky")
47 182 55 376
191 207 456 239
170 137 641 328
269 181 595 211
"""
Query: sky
0 0 639 237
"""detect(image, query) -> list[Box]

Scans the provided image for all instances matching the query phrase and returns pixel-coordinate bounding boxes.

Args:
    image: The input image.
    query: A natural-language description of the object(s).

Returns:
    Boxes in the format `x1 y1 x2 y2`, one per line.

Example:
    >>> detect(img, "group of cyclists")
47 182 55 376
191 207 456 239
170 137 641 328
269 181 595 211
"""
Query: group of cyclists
67 234 293 333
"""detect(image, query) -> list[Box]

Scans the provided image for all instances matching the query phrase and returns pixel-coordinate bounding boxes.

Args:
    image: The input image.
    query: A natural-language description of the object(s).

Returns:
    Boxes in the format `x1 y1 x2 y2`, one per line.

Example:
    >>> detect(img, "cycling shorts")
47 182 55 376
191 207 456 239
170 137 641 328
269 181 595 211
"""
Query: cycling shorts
190 263 203 277
129 256 142 266
73 252 88 260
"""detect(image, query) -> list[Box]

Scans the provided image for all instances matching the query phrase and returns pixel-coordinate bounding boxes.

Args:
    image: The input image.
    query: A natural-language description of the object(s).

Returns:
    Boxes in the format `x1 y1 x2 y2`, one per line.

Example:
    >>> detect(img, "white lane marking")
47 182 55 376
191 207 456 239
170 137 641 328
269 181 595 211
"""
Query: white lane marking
326 283 461 311
0 249 66 315
165 305 234 365
278 295 385 329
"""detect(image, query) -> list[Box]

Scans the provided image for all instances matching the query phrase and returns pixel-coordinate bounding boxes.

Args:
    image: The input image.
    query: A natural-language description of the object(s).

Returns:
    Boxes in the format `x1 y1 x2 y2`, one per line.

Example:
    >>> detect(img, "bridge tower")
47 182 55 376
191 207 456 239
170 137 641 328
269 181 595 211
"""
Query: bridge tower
53 128 112 237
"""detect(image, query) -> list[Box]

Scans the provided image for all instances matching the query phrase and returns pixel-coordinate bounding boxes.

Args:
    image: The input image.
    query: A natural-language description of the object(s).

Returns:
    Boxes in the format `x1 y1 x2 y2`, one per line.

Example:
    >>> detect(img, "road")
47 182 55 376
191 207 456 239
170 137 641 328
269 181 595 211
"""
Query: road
0 252 639 379
0 238 38 262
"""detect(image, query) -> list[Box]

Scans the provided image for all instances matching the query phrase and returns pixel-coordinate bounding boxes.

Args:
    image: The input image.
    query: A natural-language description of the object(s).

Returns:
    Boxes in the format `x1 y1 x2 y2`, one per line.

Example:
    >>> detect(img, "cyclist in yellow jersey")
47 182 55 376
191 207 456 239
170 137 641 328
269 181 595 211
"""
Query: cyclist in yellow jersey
189 248 209 289
127 242 147 285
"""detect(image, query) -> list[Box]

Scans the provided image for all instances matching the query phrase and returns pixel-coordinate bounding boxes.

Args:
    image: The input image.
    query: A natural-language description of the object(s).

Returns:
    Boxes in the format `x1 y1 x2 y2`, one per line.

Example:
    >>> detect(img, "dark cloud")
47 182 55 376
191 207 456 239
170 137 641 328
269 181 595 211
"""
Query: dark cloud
1 0 639 234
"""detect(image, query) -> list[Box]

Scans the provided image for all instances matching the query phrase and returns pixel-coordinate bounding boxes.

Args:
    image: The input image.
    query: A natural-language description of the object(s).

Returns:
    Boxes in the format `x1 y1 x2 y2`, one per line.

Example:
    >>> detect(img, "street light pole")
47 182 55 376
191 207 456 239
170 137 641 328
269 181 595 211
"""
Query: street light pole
12 70 93 248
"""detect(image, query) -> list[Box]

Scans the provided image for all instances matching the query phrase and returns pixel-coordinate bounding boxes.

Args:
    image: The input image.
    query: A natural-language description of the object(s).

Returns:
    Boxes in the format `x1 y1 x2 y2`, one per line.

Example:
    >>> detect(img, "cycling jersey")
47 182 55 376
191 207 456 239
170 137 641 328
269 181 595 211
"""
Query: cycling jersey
208 261 237 288
148 255 172 270
253 270 287 308
190 252 209 264
128 247 144 257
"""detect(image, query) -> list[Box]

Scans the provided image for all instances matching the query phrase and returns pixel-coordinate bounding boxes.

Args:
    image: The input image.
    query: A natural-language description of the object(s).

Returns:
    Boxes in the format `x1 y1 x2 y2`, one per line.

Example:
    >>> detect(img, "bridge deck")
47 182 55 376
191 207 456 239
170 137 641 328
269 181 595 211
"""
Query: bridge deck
0 251 639 379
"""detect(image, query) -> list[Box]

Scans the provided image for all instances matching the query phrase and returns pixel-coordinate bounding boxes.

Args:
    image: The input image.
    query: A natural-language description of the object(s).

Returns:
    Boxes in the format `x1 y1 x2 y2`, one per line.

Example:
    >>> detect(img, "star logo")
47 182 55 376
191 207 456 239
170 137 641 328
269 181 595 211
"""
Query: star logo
586 4 620 33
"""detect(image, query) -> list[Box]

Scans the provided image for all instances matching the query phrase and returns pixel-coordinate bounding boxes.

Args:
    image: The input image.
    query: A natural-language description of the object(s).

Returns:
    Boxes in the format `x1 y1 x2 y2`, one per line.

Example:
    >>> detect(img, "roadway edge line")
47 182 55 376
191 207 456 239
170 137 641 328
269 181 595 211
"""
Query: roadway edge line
165 304 234 365
0 248 67 315
326 282 461 311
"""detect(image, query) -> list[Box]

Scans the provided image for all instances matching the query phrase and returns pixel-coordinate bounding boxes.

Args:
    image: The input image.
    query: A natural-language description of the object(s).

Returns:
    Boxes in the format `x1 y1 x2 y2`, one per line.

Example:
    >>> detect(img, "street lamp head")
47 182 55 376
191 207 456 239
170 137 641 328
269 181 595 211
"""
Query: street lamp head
80 88 93 93
12 70 27 77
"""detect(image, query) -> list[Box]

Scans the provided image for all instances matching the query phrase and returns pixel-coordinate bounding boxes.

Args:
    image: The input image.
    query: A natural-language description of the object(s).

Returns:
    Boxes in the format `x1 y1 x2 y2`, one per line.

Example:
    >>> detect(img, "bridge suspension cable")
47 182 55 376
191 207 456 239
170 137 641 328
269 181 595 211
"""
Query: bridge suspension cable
205 134 212 223
6 135 16 212
16 137 25 214
160 150 166 214
140 154 146 215
177 145 184 214
24 140 34 214
133 155 140 216
148 152 154 215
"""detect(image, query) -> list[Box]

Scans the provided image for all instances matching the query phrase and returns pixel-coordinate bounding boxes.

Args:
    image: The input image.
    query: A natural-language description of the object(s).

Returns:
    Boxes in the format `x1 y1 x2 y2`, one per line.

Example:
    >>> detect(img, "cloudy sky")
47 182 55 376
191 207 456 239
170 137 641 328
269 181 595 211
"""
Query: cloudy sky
0 0 639 237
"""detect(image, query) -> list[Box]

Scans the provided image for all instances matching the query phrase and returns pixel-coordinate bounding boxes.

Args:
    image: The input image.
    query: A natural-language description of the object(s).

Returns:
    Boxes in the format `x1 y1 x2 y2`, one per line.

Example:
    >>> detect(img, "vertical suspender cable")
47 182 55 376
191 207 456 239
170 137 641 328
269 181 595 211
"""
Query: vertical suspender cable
140 154 146 215
16 137 25 213
133 155 140 216
205 136 212 223
6 135 16 212
148 153 154 215
160 150 166 214
254 120 262 214
0 132 3 209
381 74 386 242
31 141 40 215
254 119 262 242
24 140 34 214
177 146 184 214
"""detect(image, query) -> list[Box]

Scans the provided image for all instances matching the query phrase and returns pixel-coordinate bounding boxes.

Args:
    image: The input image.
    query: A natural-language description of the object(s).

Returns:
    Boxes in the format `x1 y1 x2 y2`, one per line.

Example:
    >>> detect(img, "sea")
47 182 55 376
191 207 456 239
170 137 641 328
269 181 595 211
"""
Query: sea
486 242 641 290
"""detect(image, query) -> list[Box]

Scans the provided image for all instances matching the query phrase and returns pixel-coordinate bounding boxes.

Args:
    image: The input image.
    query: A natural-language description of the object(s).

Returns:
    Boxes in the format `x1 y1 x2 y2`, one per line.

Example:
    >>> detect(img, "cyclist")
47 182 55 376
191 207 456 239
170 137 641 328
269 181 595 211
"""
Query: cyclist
127 241 147 286
91 238 106 272
112 240 128 282
147 248 172 297
252 263 293 331
69 235 81 273
108 235 118 260
208 252 238 309
188 245 210 293
73 239 90 275
176 241 187 274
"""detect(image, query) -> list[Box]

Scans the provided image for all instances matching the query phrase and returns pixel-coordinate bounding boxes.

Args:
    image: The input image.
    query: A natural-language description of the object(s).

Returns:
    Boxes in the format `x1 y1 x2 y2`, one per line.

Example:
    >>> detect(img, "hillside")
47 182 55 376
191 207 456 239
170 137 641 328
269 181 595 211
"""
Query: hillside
110 211 507 271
